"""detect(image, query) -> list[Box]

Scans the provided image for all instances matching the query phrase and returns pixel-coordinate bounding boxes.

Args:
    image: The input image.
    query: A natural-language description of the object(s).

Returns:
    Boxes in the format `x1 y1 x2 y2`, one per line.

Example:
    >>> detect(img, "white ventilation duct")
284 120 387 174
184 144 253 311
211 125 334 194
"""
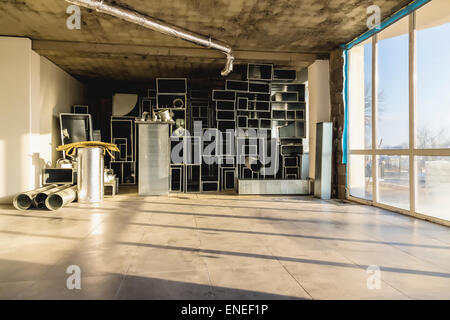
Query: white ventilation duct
65 0 234 76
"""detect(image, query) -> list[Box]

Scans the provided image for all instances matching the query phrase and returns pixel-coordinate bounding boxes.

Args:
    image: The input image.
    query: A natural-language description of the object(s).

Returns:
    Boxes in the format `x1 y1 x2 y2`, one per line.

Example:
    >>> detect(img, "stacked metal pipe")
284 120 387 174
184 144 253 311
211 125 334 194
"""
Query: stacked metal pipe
13 184 77 211
45 186 77 211
13 185 58 211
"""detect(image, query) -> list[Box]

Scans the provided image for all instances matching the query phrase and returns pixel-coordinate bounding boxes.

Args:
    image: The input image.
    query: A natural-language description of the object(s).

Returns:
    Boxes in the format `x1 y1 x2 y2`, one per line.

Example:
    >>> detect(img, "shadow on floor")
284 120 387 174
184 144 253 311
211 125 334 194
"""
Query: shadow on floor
0 258 305 300
117 241 450 280
114 273 305 300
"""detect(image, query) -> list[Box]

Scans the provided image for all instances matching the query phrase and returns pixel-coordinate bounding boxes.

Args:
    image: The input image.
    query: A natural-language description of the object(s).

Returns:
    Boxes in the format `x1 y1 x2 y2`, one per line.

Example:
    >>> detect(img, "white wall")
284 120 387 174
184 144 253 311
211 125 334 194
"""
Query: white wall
308 60 331 179
0 37 86 203
0 37 34 203
40 56 87 165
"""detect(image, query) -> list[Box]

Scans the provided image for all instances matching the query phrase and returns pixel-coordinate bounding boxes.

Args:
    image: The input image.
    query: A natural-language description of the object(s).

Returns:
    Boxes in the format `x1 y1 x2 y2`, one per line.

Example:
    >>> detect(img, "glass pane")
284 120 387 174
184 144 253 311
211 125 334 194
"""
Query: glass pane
349 39 372 149
376 17 409 149
416 0 450 149
377 155 409 210
416 156 450 222
349 155 373 200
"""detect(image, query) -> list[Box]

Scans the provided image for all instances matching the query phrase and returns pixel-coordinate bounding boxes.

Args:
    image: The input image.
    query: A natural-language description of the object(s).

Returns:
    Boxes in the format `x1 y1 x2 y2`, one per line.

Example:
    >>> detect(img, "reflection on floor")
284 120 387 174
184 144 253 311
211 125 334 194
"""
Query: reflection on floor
0 190 449 300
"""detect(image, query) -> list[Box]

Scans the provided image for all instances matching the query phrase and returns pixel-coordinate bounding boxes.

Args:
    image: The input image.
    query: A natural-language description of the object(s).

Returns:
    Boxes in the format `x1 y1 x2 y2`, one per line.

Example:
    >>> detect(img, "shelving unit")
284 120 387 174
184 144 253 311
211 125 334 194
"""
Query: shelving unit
210 64 305 183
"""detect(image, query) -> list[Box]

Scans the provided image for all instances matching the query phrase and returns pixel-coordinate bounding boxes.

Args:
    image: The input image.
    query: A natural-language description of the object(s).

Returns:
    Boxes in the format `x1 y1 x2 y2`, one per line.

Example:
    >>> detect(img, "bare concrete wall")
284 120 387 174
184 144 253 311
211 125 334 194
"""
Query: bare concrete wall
329 49 346 199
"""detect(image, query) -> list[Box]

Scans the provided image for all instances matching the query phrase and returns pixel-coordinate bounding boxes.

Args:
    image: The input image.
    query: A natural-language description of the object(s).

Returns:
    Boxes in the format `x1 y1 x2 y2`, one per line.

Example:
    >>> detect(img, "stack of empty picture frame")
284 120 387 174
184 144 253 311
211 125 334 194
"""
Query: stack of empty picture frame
152 78 188 193
230 79 272 132
59 113 94 160
189 90 210 131
42 168 76 185
170 135 185 192
282 155 301 179
213 89 236 133
219 156 236 191
170 164 184 192
154 78 187 136
140 89 157 115
156 78 187 108
110 116 136 185
185 164 201 193
72 105 89 114
176 134 202 193
200 128 219 192
60 113 93 146
201 162 219 192
271 80 305 180
236 136 261 180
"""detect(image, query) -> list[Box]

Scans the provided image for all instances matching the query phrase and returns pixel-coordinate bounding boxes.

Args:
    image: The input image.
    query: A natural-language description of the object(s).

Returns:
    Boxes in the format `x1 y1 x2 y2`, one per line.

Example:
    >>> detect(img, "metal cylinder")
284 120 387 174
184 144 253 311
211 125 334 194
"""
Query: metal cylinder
77 147 104 203
65 0 234 75
13 184 58 211
45 186 77 211
34 185 72 209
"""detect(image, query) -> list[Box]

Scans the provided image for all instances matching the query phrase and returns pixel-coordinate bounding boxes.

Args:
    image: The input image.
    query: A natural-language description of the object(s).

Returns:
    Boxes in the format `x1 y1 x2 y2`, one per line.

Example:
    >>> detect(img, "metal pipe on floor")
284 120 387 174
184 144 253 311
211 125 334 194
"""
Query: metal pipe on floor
64 0 234 76
13 185 58 211
45 186 78 211
33 185 73 209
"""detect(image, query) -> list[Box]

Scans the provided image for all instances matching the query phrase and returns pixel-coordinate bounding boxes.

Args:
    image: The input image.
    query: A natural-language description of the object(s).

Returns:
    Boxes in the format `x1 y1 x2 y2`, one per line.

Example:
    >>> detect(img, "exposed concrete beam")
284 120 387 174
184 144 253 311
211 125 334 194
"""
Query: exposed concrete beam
32 40 328 67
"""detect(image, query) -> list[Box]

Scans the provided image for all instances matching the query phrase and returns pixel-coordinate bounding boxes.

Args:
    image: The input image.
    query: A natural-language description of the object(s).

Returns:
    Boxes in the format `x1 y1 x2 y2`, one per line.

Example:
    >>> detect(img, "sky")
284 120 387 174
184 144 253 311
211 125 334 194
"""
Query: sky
361 20 450 149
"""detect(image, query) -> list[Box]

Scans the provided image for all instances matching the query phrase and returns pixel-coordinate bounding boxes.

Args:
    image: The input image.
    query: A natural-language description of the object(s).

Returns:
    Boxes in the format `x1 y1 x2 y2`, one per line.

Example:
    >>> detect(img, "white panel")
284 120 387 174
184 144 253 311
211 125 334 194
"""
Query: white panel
314 122 333 199
112 93 138 116
138 123 170 195
238 179 311 195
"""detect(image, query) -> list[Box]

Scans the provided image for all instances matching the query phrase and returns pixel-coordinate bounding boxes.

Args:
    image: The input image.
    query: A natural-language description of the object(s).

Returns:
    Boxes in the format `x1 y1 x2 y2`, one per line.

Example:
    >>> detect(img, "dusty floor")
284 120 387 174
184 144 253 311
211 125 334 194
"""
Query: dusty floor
0 191 449 300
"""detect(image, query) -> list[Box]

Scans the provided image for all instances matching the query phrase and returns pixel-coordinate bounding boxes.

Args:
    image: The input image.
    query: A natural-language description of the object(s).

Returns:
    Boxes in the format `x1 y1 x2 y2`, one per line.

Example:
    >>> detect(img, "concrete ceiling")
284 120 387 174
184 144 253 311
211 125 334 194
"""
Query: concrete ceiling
0 0 412 81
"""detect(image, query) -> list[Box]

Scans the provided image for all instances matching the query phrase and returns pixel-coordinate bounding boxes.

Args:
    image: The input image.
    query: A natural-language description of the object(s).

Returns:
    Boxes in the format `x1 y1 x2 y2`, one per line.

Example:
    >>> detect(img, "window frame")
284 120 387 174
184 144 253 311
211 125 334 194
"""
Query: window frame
346 9 450 225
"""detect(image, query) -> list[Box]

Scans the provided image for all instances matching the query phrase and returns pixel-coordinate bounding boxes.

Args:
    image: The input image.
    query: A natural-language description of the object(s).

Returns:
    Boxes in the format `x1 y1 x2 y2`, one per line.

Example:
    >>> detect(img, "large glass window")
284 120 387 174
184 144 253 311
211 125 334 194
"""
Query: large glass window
349 155 373 200
416 1 450 149
376 17 409 150
377 155 410 210
347 0 450 223
415 156 450 221
349 40 372 150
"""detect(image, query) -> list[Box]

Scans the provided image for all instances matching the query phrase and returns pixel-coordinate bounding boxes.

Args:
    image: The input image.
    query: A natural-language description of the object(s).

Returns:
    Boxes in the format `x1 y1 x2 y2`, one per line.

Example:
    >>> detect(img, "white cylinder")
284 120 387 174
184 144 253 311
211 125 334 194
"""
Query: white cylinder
77 147 104 203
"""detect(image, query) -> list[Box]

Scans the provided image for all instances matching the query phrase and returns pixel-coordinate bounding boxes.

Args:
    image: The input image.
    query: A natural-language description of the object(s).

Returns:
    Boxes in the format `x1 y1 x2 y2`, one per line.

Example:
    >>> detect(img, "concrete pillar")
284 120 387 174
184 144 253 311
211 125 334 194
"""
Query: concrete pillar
329 49 347 199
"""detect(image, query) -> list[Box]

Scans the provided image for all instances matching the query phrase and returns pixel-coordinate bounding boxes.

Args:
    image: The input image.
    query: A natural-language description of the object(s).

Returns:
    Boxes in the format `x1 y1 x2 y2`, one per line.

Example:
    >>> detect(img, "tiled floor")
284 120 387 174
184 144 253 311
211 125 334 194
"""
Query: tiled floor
0 191 449 299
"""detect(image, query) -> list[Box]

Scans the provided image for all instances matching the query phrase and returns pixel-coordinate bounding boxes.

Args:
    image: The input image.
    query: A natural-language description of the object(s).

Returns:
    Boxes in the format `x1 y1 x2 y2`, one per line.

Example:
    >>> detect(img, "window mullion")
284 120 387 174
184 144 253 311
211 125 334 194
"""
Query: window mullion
372 34 378 203
409 13 416 215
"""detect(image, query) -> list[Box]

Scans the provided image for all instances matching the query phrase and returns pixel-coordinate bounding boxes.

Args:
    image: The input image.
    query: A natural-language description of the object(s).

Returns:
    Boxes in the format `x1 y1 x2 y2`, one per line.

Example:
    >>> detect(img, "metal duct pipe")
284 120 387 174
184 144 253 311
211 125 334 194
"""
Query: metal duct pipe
45 186 77 211
13 185 58 211
65 0 234 76
33 185 73 209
